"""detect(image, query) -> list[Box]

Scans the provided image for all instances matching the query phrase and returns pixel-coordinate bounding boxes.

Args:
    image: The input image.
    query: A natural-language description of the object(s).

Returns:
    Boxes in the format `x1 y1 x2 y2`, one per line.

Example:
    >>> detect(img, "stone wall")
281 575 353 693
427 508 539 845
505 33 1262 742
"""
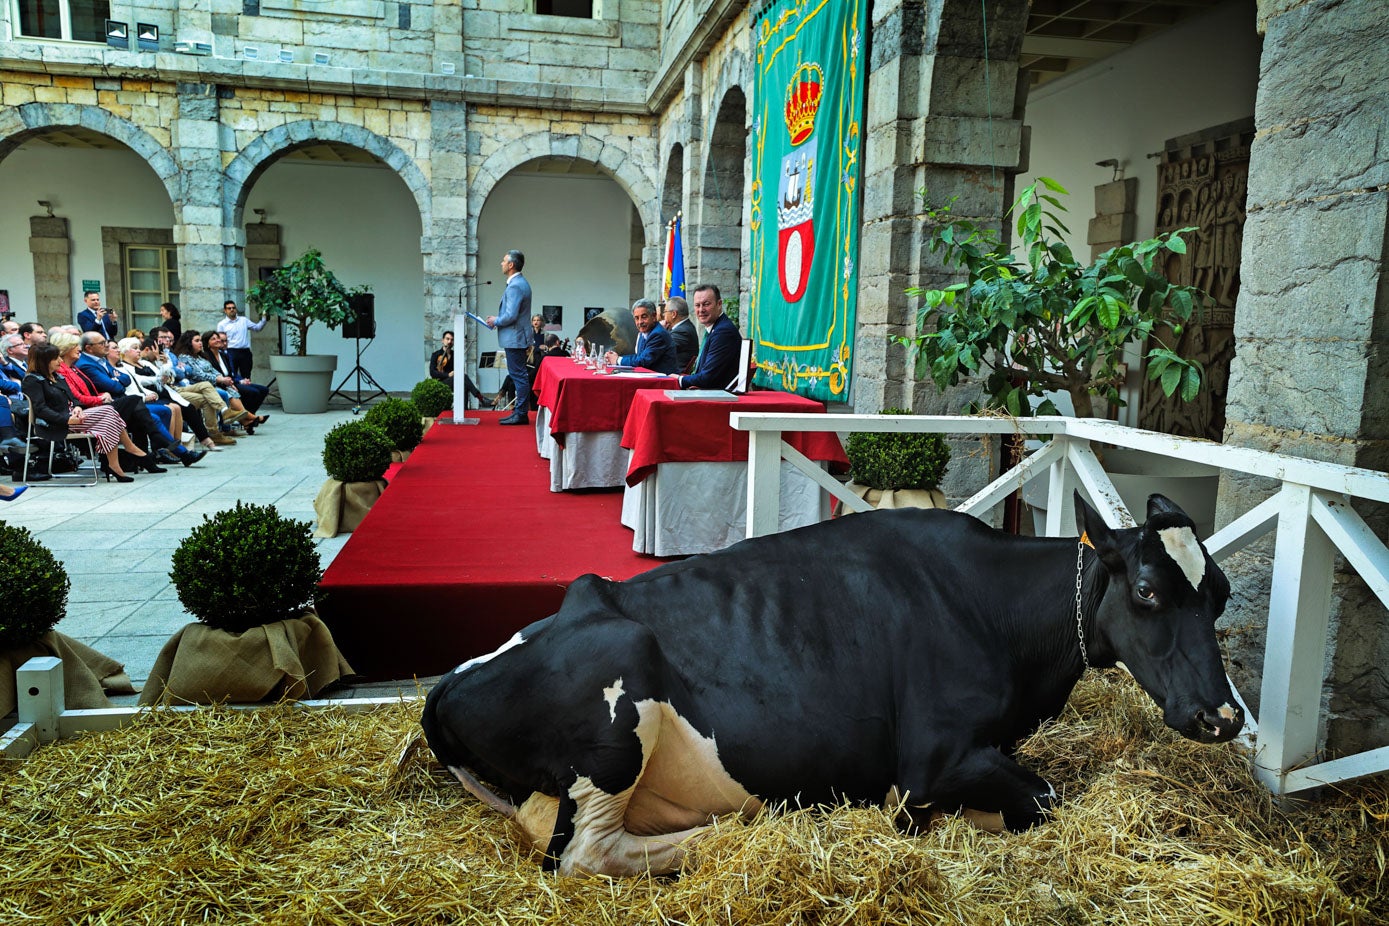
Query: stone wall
1218 0 1389 756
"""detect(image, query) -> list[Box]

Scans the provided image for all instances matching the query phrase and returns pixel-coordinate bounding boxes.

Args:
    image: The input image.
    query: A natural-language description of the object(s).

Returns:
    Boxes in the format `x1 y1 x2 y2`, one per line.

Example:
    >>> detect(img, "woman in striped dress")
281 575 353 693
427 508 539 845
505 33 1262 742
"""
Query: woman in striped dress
22 342 147 482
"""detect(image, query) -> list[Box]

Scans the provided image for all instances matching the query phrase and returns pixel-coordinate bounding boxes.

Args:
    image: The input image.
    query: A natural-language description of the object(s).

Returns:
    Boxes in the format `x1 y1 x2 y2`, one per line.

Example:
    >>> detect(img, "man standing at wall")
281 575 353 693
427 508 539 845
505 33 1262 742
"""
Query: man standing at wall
487 249 533 426
77 291 119 339
217 299 268 380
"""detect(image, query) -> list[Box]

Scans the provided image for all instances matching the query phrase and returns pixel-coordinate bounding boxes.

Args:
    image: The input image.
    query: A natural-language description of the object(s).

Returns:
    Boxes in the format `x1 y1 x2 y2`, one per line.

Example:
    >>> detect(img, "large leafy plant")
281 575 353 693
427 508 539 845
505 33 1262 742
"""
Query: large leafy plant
247 248 361 356
900 178 1207 419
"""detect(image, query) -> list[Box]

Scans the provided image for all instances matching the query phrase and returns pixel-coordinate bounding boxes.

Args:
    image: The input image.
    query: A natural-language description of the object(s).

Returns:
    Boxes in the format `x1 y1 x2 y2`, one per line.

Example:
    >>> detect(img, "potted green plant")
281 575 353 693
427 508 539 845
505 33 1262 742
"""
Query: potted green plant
411 378 453 425
143 502 353 704
902 177 1206 419
248 248 363 414
901 178 1218 531
0 522 134 714
841 408 951 513
313 420 394 537
363 397 425 462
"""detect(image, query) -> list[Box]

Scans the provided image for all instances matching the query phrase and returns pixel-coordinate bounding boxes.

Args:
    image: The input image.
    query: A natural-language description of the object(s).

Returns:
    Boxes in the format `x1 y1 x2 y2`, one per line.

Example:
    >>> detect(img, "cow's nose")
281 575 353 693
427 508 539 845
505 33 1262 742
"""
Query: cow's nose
1194 704 1244 742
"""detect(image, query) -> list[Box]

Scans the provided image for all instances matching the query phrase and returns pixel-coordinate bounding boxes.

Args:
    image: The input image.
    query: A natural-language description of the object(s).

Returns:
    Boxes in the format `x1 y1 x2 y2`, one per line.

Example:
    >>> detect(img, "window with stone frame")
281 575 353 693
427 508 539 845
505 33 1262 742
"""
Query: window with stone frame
123 245 179 335
12 0 110 42
533 0 594 17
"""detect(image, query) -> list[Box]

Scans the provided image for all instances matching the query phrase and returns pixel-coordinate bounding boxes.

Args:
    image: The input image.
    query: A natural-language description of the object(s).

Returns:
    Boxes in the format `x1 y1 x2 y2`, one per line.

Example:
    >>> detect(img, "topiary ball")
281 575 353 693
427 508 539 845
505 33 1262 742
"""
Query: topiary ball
845 407 951 491
363 397 426 451
322 420 393 483
0 521 70 649
170 502 322 634
411 378 453 418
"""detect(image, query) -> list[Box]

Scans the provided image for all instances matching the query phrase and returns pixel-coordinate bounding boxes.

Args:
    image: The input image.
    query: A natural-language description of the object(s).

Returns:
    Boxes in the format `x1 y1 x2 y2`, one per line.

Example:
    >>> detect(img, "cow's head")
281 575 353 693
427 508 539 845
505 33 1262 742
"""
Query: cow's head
1077 492 1243 744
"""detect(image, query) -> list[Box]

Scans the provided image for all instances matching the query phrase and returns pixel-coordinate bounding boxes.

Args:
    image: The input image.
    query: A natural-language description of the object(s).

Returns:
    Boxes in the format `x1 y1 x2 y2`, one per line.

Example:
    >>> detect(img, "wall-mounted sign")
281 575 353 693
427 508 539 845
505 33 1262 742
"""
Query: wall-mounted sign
81 279 101 293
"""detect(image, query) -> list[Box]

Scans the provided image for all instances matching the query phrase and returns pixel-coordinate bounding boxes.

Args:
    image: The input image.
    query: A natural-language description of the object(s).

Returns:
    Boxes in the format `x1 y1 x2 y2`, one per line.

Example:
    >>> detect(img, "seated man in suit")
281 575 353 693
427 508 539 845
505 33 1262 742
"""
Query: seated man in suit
604 299 677 374
675 284 742 390
664 296 698 374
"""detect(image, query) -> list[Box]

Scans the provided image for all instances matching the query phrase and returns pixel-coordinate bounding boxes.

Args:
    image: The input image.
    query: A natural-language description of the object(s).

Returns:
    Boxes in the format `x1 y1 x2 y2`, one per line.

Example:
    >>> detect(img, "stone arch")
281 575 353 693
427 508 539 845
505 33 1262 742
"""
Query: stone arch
469 132 658 251
660 142 684 224
224 120 431 235
695 85 748 302
0 102 180 204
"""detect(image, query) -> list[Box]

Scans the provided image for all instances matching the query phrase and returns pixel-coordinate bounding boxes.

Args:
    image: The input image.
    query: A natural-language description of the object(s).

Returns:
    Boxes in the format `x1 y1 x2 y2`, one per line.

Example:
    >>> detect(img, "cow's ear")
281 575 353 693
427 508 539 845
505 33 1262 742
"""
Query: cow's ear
1075 490 1124 569
1146 493 1184 521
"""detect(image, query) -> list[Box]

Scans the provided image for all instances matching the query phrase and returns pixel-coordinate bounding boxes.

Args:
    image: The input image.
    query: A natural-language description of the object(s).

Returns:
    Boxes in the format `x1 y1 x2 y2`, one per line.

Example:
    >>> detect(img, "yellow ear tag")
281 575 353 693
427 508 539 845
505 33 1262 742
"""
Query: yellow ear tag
1079 531 1094 549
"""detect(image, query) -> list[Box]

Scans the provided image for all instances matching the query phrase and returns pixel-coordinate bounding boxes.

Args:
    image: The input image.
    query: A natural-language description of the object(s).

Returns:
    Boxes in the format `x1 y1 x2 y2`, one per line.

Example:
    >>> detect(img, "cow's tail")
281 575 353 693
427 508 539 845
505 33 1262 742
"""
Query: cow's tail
447 763 518 819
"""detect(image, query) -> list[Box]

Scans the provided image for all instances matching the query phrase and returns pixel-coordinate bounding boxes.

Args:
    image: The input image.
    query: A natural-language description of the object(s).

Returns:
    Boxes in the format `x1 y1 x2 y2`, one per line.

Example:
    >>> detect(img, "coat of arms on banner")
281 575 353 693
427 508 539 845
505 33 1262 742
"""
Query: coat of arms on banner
777 61 823 304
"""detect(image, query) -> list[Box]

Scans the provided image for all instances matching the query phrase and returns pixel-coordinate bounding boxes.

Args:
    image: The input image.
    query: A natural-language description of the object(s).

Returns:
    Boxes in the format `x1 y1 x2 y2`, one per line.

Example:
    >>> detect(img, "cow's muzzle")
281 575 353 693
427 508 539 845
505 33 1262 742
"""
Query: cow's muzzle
1188 703 1244 744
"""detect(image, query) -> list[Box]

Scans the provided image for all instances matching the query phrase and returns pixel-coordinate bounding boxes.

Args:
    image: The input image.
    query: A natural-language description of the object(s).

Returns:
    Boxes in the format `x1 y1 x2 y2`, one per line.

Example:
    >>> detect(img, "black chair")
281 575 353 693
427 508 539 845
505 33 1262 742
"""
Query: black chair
24 407 97 487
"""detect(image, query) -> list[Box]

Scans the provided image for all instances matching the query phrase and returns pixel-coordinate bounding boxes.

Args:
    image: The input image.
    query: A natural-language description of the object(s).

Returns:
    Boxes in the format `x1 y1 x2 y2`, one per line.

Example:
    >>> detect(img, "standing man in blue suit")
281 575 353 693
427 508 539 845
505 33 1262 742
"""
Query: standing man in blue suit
676 284 742 390
604 299 677 374
77 291 119 339
487 249 533 426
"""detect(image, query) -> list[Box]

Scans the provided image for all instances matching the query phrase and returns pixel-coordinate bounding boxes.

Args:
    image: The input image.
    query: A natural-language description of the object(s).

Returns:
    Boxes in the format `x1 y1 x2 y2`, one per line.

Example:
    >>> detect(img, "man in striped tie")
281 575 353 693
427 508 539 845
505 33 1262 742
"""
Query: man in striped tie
604 299 677 374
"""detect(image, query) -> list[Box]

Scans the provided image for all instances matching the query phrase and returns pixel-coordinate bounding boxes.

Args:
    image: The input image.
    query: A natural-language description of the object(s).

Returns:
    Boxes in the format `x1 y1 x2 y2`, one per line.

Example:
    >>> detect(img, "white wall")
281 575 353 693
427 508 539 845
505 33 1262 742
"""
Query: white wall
0 143 174 321
1018 0 1260 260
245 159 424 391
473 170 635 387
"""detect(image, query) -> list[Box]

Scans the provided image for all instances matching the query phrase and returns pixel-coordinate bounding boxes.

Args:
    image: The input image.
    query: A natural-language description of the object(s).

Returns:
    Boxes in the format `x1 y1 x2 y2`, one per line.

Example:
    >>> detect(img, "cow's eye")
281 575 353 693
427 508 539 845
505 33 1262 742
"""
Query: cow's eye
1135 582 1158 605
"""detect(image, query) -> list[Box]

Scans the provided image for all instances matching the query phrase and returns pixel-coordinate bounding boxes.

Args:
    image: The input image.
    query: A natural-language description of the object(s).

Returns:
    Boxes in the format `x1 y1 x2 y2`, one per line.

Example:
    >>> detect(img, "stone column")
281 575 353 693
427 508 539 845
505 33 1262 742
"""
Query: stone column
1219 0 1389 754
29 215 71 329
1088 177 1137 260
170 82 239 336
857 0 1027 415
245 222 282 364
425 99 469 371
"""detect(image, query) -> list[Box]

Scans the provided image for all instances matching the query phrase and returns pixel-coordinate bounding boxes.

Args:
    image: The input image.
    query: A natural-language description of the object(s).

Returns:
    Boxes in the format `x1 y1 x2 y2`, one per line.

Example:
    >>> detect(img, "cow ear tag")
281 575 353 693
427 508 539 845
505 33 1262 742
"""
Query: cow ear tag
1079 531 1093 549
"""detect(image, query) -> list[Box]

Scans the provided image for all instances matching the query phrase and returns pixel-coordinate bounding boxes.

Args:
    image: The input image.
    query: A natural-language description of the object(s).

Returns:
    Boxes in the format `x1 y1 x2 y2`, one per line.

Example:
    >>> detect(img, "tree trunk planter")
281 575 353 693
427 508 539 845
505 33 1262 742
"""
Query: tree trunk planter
839 482 948 515
138 611 353 706
268 354 338 414
0 632 135 716
313 478 387 538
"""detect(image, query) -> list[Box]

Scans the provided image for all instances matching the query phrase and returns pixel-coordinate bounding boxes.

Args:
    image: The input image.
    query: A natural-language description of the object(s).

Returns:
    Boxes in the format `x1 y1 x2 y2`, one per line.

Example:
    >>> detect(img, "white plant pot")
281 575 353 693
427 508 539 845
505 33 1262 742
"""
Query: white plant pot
269 354 338 414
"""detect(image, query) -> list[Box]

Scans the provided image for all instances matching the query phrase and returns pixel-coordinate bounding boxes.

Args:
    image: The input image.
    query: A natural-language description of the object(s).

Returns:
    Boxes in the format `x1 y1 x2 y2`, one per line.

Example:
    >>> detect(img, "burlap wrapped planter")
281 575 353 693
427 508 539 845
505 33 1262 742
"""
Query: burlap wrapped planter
138 611 353 706
0 632 135 716
839 482 948 514
313 478 387 538
389 449 411 464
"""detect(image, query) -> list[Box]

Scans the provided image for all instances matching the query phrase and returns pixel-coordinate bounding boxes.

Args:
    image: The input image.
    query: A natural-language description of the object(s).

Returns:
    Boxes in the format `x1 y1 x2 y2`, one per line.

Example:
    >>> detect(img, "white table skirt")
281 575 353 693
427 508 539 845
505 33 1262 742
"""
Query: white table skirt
547 430 628 492
535 408 556 459
622 457 830 557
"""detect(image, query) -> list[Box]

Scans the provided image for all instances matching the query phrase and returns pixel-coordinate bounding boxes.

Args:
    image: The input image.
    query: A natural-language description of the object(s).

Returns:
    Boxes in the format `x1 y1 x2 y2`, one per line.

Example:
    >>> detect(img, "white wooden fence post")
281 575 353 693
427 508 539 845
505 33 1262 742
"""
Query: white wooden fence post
1254 484 1336 793
18 656 64 744
746 428 783 539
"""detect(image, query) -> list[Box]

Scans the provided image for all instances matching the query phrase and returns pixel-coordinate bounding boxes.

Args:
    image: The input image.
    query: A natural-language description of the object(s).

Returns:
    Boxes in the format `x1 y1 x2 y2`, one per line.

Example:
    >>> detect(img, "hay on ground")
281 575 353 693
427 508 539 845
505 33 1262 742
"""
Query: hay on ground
0 670 1383 925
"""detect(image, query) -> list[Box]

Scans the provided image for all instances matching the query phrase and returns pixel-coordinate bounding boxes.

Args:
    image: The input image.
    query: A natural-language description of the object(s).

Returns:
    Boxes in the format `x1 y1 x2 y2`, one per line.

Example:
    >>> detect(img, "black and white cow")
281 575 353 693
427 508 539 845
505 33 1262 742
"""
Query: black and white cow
422 493 1243 876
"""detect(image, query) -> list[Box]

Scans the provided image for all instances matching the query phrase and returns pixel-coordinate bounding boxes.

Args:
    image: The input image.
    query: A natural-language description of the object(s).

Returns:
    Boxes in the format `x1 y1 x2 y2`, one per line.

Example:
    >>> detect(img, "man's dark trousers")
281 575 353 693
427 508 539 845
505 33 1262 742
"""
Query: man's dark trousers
228 347 254 380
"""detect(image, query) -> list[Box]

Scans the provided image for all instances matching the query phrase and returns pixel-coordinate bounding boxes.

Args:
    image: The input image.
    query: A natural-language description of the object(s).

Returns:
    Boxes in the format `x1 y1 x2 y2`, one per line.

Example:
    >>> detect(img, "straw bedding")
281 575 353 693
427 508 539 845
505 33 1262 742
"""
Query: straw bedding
1 671 1383 925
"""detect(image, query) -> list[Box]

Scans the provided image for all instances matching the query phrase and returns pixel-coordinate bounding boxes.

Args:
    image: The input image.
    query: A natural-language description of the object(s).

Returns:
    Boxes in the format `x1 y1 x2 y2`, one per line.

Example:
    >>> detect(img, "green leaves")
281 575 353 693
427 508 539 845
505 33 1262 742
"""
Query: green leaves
247 248 358 356
903 177 1212 420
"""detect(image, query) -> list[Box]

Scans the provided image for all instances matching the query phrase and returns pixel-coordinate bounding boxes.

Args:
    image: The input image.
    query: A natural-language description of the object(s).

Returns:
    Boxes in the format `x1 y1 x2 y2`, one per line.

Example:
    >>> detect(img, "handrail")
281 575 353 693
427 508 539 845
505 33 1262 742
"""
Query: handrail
733 412 1389 796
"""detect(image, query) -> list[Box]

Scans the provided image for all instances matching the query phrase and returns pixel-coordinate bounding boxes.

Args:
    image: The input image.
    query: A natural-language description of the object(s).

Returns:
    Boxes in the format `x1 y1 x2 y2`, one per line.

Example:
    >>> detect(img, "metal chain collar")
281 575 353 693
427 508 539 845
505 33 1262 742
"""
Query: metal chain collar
1075 540 1090 670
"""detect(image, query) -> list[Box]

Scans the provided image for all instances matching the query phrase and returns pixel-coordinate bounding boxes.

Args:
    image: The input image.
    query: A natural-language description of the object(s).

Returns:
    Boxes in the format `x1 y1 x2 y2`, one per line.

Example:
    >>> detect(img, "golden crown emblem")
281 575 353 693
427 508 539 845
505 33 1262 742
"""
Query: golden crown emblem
784 61 824 146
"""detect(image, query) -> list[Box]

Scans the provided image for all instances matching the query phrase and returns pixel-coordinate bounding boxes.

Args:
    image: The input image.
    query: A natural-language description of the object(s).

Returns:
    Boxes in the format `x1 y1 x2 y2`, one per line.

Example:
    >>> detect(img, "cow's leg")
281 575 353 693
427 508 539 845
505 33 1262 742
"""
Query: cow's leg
900 747 1055 832
558 776 710 877
542 792 578 872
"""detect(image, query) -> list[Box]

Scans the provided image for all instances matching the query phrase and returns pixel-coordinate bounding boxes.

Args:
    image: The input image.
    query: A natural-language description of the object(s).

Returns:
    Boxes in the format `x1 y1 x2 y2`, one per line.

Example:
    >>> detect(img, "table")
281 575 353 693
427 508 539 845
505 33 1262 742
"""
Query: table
619 390 849 557
532 356 676 491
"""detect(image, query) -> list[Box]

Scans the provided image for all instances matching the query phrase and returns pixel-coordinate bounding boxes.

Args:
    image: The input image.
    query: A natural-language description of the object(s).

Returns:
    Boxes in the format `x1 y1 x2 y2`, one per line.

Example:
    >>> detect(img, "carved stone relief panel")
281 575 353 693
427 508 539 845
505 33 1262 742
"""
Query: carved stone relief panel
1139 124 1252 441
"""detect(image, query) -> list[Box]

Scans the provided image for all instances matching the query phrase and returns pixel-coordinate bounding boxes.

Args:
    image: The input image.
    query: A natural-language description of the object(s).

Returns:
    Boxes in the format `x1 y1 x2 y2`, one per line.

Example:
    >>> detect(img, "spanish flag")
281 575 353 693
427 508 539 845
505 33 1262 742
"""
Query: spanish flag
662 214 686 303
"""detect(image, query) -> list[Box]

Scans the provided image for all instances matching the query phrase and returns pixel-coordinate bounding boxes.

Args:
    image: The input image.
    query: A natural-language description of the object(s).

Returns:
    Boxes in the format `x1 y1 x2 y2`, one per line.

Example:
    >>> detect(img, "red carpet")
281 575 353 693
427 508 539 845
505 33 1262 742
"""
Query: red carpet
316 410 662 681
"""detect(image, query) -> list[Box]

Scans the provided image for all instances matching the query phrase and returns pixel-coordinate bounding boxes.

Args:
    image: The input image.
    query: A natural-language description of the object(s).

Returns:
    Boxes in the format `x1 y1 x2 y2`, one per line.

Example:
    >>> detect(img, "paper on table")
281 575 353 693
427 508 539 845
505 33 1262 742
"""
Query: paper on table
664 389 737 400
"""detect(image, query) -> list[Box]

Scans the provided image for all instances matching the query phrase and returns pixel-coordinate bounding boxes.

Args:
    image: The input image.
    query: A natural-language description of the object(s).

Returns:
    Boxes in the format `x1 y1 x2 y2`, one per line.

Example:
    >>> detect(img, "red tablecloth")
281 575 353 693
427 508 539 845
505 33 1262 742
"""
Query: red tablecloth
534 356 676 443
621 389 849 487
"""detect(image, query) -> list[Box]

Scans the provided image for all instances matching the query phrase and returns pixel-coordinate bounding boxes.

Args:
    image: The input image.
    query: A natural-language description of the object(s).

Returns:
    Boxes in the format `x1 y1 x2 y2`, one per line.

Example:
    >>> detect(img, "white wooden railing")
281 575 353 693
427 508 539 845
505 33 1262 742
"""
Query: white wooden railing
734 413 1389 795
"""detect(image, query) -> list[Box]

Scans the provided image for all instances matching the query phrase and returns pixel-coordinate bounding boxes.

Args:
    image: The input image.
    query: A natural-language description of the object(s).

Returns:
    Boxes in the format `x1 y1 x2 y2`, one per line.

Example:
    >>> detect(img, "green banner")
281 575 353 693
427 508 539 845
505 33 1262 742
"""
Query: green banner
749 0 864 401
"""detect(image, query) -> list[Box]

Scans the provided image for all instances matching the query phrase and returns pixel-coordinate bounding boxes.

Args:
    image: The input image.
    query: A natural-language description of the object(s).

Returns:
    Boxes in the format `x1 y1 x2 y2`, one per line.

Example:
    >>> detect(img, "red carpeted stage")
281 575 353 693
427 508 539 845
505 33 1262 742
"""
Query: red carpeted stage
316 410 664 681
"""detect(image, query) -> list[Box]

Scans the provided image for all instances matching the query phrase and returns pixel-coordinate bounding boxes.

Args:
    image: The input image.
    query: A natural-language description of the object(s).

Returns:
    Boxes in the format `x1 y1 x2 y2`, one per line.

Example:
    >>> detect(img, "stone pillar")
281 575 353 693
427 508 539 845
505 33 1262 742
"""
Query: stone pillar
245 221 282 366
857 0 1028 415
425 99 469 372
1219 0 1389 754
171 82 239 336
1088 177 1137 260
681 60 704 286
29 215 71 329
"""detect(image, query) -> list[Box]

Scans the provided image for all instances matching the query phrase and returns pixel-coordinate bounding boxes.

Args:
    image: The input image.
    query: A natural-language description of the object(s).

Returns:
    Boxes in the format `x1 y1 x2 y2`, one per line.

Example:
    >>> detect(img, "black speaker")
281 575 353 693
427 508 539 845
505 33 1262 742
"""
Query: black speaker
342 293 375 339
